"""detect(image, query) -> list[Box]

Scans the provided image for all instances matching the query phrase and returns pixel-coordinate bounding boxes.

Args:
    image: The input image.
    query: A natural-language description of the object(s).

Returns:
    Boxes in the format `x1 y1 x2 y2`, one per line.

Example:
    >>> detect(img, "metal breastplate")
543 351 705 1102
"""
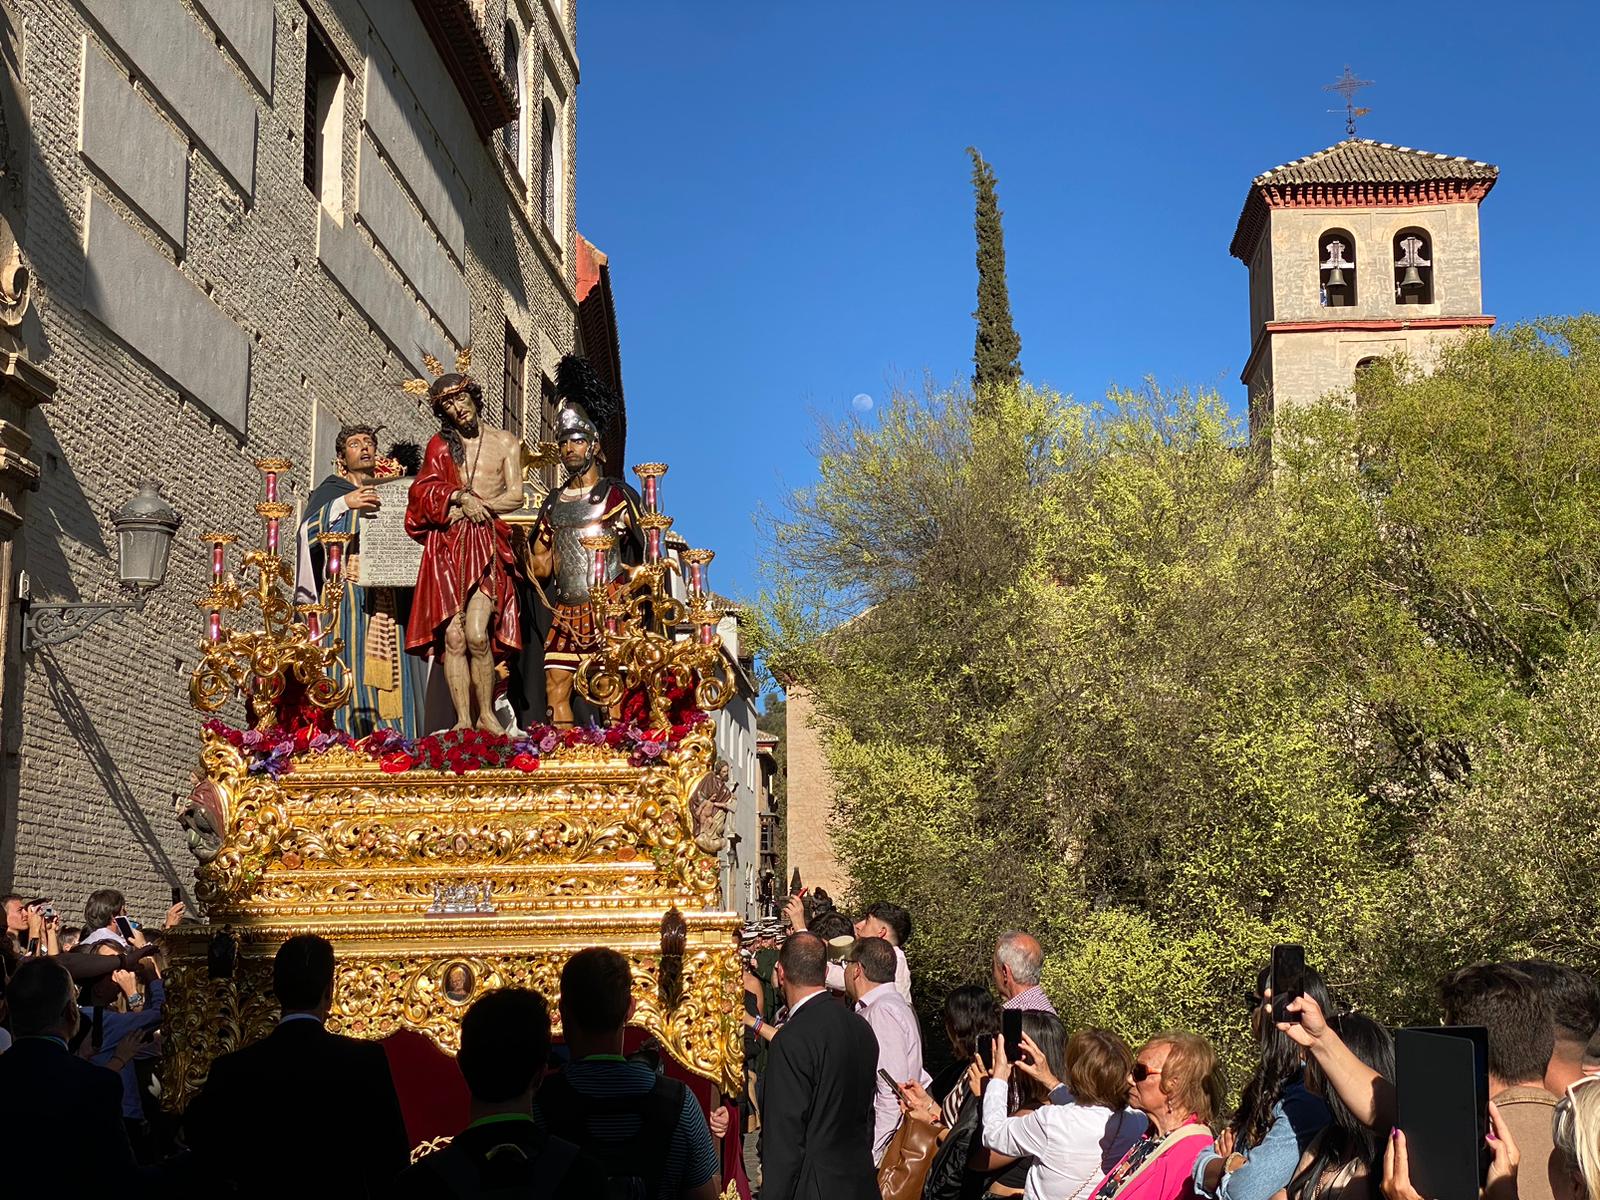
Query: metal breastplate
547 489 622 605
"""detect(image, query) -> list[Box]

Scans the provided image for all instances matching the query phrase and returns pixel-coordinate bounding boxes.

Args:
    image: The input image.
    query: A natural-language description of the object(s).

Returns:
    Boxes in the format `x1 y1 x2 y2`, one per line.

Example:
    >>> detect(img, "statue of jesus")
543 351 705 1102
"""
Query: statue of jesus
404 372 524 733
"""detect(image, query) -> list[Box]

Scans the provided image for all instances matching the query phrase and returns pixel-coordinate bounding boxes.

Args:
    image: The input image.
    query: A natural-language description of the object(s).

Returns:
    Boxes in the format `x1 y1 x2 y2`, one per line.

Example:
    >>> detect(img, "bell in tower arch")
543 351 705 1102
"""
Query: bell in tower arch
1395 234 1432 304
1320 238 1354 308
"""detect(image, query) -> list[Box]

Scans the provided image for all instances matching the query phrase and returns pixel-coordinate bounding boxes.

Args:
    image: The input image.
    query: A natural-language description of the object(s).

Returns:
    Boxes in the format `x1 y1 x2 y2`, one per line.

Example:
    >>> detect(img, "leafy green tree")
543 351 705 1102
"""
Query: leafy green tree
968 147 1022 400
757 317 1600 1081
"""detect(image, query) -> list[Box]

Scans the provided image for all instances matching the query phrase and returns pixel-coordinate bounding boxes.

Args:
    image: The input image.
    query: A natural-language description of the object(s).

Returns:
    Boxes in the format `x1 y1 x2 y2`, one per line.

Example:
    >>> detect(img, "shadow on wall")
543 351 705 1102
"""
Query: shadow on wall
33 649 185 901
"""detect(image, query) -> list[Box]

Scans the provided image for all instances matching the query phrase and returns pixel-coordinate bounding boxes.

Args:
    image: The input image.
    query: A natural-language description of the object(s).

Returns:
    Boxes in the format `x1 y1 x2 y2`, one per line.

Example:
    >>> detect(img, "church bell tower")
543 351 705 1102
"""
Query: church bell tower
1229 138 1498 433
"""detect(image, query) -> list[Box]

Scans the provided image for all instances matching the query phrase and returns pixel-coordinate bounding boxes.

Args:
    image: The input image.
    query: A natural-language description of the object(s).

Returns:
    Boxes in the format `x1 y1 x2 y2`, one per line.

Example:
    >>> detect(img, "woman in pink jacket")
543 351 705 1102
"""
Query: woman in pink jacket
1087 1031 1228 1200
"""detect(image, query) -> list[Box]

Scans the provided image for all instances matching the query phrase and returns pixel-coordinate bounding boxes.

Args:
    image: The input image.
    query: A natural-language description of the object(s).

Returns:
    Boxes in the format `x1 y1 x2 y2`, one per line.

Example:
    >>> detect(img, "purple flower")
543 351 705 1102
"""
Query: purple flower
538 730 560 754
241 729 265 750
636 739 666 760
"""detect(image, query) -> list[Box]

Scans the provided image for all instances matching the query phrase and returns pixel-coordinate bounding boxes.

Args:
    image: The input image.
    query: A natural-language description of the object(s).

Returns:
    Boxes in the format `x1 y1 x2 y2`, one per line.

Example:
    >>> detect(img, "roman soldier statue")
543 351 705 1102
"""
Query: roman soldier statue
523 356 643 726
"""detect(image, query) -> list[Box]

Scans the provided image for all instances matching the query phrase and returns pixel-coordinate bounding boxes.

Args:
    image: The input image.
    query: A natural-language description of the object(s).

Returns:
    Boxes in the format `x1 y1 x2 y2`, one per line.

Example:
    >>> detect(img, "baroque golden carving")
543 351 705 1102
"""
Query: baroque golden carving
166 724 741 1108
161 933 742 1111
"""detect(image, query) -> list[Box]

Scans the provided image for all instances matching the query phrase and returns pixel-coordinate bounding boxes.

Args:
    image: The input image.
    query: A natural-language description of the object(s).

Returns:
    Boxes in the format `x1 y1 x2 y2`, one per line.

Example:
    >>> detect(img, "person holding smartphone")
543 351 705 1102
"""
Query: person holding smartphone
1193 955 1332 1200
844 937 930 1165
979 1020 1149 1200
78 888 185 953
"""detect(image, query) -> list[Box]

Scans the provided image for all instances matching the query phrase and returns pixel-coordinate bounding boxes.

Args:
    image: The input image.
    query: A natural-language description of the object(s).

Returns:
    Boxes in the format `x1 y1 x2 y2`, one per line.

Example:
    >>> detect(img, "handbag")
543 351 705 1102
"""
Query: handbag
922 1088 984 1200
878 1115 942 1200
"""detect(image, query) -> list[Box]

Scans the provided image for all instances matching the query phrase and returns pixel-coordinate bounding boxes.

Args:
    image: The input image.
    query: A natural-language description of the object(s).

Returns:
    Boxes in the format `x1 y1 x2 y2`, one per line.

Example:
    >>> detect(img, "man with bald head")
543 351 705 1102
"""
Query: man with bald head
760 932 879 1200
994 930 1056 1014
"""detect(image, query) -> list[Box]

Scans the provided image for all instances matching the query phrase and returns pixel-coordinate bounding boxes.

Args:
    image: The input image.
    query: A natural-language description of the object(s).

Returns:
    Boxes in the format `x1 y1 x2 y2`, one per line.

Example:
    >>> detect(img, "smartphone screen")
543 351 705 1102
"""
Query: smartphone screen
978 1035 995 1070
171 886 183 904
1002 1009 1023 1063
878 1067 900 1093
114 915 135 940
1270 943 1306 1023
1398 1026 1490 1200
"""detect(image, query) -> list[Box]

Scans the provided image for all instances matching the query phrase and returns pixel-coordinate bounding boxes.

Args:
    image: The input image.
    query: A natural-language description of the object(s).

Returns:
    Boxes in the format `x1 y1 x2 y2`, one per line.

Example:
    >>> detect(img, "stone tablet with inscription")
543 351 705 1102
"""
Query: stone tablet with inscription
356 479 424 589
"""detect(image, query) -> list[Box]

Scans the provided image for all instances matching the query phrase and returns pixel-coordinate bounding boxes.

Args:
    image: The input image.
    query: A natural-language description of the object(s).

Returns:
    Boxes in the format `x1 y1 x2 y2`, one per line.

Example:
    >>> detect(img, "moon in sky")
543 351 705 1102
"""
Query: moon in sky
851 393 873 412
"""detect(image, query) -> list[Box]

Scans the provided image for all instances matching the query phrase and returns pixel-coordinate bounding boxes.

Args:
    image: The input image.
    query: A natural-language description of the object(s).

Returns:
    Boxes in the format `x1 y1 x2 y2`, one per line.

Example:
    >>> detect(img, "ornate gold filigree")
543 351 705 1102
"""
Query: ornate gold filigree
160 933 742 1111
190 482 351 730
171 727 739 1105
191 727 721 915
576 559 733 730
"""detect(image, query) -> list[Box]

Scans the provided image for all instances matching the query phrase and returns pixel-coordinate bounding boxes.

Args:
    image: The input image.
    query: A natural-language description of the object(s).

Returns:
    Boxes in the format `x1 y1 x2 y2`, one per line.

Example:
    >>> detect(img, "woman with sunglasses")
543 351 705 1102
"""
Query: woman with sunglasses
1085 1031 1227 1200
1194 968 1333 1200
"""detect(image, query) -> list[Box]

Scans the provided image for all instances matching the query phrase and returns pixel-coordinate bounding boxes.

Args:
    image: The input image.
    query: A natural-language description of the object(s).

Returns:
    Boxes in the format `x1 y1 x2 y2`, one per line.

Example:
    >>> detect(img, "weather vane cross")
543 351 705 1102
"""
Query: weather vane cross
1324 65 1374 137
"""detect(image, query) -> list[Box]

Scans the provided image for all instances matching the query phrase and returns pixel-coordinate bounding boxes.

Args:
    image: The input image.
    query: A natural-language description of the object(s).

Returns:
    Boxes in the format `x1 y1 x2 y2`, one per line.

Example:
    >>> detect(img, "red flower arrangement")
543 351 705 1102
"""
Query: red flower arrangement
204 715 708 778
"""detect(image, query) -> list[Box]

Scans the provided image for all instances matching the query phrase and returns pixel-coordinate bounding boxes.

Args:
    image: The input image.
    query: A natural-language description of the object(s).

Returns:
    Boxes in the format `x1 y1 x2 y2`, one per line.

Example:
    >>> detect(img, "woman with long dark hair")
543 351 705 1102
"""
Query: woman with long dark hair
931 985 1003 1122
1192 966 1333 1200
1285 1014 1394 1200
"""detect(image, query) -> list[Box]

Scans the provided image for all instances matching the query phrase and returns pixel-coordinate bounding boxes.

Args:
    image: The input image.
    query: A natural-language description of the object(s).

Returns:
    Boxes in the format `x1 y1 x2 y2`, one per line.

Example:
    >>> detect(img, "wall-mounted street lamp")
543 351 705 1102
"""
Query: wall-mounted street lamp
20 481 182 651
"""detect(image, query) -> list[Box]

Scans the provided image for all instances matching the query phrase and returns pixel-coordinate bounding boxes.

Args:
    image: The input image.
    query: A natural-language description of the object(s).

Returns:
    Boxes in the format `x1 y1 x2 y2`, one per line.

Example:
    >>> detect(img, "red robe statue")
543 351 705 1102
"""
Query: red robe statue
403 435 522 656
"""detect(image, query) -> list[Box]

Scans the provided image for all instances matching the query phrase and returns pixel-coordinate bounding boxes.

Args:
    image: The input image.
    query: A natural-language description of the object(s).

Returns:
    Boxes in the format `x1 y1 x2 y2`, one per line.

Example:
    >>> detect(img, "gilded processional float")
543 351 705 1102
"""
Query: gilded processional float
160 355 743 1129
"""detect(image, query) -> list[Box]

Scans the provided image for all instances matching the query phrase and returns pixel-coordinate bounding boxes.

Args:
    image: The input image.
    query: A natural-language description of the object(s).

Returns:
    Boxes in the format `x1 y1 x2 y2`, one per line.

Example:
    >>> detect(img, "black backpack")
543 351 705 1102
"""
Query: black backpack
421 1130 582 1199
537 1069 686 1200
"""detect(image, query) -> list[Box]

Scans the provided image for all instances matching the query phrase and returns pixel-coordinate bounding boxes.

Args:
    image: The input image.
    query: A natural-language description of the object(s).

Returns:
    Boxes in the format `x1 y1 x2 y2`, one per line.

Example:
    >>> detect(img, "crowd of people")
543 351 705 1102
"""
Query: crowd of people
6 883 1600 1200
741 890 1600 1200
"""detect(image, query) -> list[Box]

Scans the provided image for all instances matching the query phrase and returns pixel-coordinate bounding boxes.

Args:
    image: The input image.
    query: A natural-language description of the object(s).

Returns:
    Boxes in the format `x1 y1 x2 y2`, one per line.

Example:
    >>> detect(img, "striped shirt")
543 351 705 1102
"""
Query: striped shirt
1003 985 1057 1014
533 1058 718 1199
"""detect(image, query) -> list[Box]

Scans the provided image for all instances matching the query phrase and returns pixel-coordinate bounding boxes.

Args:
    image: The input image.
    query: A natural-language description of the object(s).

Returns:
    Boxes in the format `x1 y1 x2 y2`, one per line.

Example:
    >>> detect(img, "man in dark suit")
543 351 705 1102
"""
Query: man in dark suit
759 931 880 1200
0 958 135 1189
184 934 411 1198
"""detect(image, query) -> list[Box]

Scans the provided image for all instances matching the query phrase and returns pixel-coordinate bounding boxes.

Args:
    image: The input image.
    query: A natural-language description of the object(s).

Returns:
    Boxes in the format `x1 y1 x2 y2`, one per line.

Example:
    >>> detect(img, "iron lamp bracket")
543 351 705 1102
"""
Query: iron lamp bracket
18 571 148 652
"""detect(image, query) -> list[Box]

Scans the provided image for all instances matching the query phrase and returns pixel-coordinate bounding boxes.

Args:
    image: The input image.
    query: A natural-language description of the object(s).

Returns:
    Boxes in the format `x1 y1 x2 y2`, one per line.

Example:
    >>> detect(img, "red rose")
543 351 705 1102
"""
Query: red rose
379 752 416 773
293 726 313 755
509 753 541 772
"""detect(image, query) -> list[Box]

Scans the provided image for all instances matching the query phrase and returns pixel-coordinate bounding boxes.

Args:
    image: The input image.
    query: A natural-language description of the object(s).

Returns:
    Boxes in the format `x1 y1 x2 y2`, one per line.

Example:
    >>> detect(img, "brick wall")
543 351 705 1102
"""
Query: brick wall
783 685 849 897
0 0 581 924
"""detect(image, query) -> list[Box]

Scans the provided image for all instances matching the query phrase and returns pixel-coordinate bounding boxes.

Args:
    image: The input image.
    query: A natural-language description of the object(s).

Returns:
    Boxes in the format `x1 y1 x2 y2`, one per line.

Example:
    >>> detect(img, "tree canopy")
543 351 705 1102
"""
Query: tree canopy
758 317 1600 1076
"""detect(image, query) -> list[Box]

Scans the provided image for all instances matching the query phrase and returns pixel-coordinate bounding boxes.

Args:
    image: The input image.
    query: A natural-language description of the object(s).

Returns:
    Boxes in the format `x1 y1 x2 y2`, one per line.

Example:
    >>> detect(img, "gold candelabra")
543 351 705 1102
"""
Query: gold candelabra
189 457 352 729
573 465 733 730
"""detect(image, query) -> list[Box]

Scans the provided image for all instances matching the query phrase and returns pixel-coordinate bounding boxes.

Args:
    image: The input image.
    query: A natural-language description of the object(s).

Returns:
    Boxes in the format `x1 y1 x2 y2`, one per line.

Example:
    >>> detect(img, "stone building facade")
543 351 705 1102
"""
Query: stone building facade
1230 138 1498 432
0 0 586 920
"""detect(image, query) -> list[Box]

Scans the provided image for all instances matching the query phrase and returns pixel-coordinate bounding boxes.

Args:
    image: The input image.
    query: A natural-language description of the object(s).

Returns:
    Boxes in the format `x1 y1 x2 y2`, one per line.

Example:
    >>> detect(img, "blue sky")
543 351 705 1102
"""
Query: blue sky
577 2 1600 601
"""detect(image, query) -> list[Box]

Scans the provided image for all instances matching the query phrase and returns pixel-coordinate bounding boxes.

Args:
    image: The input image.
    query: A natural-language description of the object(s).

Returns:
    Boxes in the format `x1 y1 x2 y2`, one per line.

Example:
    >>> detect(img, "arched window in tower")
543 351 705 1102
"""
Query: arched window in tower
1319 230 1357 307
1394 229 1433 305
502 23 523 175
540 99 559 233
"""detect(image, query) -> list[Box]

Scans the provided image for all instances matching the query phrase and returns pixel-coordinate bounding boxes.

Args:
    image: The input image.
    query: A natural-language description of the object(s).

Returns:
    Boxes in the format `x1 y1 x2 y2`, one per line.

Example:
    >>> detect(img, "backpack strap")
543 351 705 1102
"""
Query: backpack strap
528 1135 581 1200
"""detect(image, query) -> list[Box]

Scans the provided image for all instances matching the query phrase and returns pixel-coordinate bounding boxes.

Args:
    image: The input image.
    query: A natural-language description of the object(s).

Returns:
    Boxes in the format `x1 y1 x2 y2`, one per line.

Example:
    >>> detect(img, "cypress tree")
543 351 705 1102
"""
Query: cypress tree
967 146 1022 399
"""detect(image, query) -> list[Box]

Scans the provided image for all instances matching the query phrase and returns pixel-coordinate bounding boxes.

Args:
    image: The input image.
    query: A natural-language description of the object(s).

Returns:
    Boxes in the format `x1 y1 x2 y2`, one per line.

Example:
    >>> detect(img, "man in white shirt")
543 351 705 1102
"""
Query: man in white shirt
844 936 929 1165
853 901 914 1005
